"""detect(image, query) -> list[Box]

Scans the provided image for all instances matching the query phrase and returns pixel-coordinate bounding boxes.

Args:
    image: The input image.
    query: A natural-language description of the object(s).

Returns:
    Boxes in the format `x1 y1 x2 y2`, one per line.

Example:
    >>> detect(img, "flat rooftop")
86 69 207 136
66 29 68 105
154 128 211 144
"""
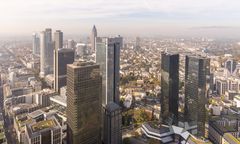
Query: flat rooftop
28 110 45 119
50 95 67 107
69 61 97 68
31 119 56 133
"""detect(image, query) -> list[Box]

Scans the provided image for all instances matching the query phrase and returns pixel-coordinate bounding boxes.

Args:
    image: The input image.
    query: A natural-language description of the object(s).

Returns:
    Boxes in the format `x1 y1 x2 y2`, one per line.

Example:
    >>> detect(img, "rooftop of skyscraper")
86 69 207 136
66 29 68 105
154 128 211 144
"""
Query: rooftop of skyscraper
71 60 96 67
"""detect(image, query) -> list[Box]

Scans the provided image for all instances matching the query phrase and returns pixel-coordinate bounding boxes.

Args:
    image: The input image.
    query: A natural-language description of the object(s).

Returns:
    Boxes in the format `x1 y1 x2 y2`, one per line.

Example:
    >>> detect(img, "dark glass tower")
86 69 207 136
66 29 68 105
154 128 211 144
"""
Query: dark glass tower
184 55 210 137
66 61 102 144
160 52 179 125
54 48 74 92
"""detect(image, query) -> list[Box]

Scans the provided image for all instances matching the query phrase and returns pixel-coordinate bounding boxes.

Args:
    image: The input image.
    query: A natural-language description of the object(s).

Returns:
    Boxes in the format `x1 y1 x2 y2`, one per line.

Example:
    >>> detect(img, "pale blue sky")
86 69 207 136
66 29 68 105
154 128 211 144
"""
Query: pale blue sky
0 0 240 37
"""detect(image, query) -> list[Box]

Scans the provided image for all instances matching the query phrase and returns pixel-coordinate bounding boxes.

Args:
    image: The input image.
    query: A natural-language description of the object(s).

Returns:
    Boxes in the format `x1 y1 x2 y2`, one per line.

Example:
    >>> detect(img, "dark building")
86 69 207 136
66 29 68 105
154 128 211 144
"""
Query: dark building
54 48 74 92
66 61 102 144
0 77 3 113
103 102 122 144
135 37 141 50
160 52 179 125
32 33 40 55
184 55 210 137
225 59 237 74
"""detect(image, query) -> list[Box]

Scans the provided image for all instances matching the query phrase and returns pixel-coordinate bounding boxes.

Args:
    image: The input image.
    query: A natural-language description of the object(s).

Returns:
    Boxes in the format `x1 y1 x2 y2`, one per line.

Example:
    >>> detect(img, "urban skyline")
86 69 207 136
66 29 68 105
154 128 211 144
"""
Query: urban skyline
0 1 240 144
1 1 240 38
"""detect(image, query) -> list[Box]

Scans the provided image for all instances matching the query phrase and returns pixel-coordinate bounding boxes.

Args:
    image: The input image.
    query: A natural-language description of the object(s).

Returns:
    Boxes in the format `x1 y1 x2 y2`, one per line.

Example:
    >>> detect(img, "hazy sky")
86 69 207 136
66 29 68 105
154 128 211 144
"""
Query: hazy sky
1 0 240 37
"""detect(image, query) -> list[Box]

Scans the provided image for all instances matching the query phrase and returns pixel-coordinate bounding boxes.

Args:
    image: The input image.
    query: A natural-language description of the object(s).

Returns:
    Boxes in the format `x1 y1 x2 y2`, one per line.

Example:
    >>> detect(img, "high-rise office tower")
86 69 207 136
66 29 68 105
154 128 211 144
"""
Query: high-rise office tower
67 39 75 49
32 33 40 55
40 28 54 77
0 76 3 113
54 48 74 92
96 36 122 105
91 25 97 51
135 37 141 50
184 55 210 137
225 59 237 74
67 61 102 144
96 36 122 144
160 52 179 125
54 30 63 50
103 102 122 144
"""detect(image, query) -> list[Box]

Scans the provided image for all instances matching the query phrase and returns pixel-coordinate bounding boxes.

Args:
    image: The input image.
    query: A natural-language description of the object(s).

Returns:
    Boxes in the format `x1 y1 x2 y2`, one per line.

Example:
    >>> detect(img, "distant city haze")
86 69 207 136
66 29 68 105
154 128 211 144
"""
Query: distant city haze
1 0 240 38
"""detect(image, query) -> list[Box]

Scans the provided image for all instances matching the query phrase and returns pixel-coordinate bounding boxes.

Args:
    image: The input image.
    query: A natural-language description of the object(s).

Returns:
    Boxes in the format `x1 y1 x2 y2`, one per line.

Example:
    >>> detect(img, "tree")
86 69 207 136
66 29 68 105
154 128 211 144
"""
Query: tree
133 109 151 124
122 138 131 144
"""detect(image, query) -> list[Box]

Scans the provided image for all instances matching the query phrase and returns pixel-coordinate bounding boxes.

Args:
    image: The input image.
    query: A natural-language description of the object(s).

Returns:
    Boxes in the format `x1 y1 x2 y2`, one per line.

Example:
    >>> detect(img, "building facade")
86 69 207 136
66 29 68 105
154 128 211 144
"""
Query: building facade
225 59 237 74
103 102 122 144
54 48 74 92
95 36 122 105
40 28 54 77
160 52 179 125
25 116 62 144
91 25 97 52
184 55 210 137
32 33 40 55
54 30 63 50
66 61 102 144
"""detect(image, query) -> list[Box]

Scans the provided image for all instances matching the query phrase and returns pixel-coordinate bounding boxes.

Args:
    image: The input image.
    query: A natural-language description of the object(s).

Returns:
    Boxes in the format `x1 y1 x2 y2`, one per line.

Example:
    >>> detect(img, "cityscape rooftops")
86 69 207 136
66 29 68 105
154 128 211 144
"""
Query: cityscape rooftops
223 133 240 144
31 119 56 132
26 116 61 138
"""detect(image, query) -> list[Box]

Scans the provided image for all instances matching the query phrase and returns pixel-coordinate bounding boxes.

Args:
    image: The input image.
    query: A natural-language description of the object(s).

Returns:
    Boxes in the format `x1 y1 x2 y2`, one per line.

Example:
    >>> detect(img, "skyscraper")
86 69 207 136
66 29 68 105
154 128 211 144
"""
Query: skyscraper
66 61 102 144
184 55 210 137
54 30 63 50
135 37 141 50
96 36 122 144
160 52 179 125
103 102 122 144
91 25 97 52
54 48 74 92
40 28 54 77
96 36 122 105
0 76 3 113
67 39 75 49
225 59 237 74
32 33 40 55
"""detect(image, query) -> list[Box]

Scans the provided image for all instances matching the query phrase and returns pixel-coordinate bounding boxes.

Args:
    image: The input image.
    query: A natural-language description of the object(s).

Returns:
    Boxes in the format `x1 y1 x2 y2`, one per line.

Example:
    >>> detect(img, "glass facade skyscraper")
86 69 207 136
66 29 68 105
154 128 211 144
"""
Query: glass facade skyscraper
40 28 54 77
32 33 40 55
184 55 210 137
54 48 74 92
96 36 122 105
160 52 179 125
96 36 122 144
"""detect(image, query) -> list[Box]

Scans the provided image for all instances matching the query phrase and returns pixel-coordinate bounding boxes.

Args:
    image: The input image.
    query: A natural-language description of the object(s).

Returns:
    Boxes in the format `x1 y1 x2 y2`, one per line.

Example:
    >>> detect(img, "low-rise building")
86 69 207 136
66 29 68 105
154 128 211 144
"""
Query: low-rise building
208 115 240 144
25 116 62 144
